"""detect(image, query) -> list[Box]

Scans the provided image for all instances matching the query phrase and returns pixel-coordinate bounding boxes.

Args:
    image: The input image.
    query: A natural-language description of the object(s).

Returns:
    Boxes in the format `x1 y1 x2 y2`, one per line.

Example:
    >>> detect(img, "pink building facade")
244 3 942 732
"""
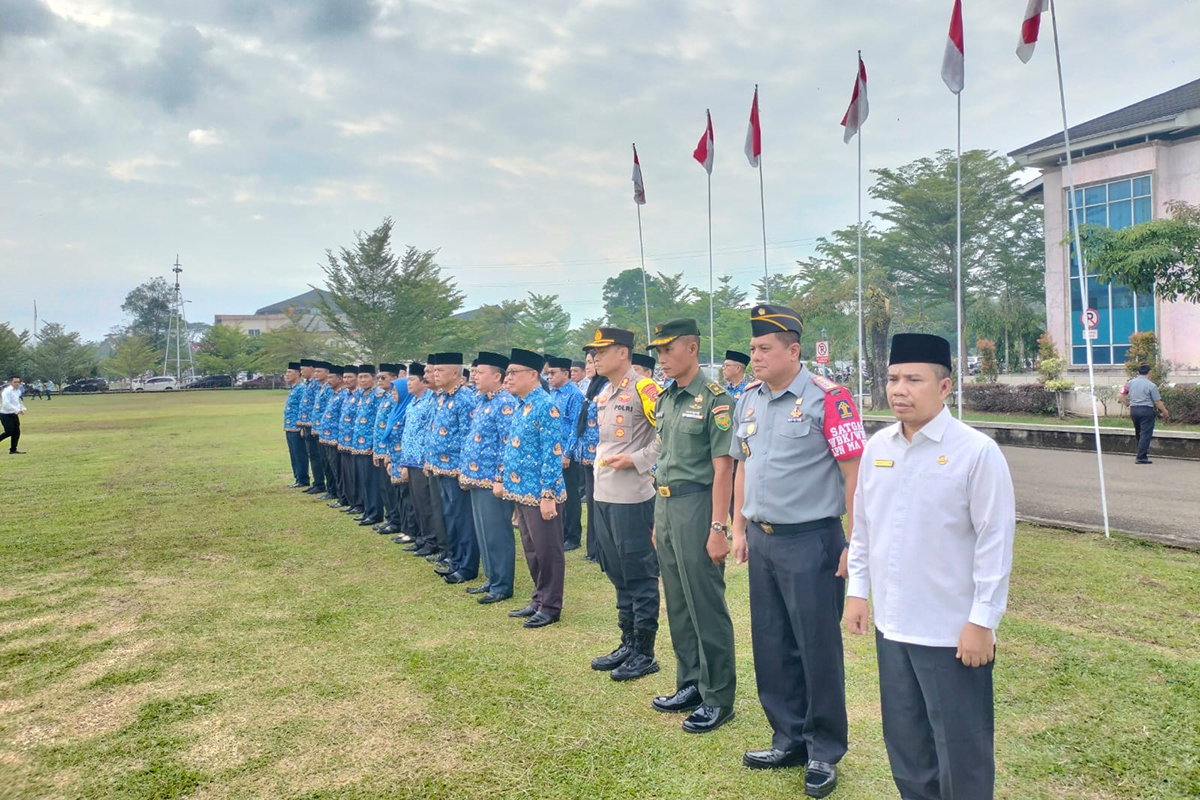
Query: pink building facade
1012 79 1200 374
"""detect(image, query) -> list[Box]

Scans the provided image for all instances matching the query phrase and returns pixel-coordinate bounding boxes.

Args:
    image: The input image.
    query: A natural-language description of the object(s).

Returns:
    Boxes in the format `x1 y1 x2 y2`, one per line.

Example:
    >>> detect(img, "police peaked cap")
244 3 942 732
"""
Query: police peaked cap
888 333 952 372
749 304 803 337
725 349 750 366
547 356 573 371
583 326 635 351
508 348 544 372
475 351 510 370
631 353 656 370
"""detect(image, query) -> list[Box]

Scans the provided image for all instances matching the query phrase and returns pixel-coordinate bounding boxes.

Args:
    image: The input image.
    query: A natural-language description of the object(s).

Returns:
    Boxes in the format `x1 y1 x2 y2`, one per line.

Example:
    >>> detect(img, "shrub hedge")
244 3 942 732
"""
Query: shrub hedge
1162 384 1200 425
962 382 1058 414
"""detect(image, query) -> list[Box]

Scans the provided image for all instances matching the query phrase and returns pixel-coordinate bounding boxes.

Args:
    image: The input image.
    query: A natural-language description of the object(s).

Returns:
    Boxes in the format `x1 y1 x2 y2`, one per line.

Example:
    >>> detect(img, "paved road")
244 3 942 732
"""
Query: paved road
1000 445 1199 548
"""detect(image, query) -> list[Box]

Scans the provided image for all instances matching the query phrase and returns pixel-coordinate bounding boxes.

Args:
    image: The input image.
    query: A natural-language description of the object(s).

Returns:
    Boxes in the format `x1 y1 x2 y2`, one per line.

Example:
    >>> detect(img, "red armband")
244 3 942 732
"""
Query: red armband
822 389 866 461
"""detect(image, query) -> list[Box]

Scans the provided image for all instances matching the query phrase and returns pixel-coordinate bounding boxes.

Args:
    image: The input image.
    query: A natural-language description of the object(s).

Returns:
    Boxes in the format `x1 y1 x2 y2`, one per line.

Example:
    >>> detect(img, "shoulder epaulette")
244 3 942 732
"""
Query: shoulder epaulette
810 375 840 393
744 380 762 390
706 382 724 396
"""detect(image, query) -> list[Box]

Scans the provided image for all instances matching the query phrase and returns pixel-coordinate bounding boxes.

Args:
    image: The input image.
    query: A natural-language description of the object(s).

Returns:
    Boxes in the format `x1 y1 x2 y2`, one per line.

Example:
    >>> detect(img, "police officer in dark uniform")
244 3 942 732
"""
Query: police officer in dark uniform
646 319 738 734
730 304 866 798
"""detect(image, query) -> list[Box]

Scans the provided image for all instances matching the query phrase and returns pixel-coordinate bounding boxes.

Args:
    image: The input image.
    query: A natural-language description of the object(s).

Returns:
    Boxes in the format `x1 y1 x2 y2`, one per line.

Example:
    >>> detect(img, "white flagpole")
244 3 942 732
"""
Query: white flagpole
856 52 864 406
708 168 715 375
634 144 652 345
756 85 770 302
955 93 964 420
1050 0 1111 537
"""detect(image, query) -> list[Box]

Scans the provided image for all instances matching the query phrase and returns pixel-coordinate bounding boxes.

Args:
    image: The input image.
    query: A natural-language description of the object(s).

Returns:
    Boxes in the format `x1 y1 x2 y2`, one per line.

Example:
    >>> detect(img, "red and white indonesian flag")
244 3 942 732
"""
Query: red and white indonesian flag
693 109 714 175
840 56 869 143
632 145 646 205
1016 0 1048 63
744 87 762 167
941 0 964 94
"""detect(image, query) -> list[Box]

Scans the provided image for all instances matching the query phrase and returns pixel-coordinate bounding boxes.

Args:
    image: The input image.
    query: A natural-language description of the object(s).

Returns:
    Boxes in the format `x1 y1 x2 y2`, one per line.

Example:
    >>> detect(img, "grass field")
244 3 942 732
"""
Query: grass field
1 392 1197 800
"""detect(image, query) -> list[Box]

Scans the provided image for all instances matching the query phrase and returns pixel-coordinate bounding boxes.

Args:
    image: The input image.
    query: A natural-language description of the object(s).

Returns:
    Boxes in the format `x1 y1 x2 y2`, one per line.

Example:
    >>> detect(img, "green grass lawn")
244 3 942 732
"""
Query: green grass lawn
1 392 1197 800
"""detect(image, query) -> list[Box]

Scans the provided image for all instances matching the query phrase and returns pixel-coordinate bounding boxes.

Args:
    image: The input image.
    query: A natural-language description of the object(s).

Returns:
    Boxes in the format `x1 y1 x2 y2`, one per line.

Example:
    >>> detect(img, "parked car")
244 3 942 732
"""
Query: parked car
238 375 285 389
185 375 233 389
134 376 179 392
61 378 109 393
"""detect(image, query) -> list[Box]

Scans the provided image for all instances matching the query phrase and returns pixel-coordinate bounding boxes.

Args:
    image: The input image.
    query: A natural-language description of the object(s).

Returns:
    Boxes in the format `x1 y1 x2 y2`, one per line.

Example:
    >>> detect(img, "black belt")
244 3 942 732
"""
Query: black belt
750 517 838 535
656 481 711 499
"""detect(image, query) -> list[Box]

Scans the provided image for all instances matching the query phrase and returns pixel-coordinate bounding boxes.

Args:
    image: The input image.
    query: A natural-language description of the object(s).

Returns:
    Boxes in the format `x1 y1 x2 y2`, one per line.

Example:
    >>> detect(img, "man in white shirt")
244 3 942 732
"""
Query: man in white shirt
844 333 1014 800
1 376 28 454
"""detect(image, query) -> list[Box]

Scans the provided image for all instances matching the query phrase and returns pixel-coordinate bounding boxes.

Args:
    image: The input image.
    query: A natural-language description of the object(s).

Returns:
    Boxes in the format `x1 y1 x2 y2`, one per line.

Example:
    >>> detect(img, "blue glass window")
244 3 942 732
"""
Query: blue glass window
1068 173 1155 366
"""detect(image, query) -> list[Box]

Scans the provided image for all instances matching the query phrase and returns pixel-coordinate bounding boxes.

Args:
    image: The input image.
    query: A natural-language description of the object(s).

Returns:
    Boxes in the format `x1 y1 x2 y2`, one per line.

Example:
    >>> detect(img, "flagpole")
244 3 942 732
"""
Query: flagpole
755 85 770 302
708 168 715 376
636 202 652 346
1050 0 1111 537
955 93 964 420
856 53 864 407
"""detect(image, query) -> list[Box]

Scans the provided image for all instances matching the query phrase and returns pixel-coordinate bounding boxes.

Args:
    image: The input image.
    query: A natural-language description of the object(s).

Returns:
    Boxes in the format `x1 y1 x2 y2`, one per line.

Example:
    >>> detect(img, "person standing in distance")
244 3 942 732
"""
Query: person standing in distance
547 356 585 552
496 348 567 629
1122 364 1170 464
845 333 1015 800
0 376 28 454
647 319 738 733
722 350 752 399
631 352 658 384
303 361 331 495
730 304 865 798
283 362 309 487
586 327 662 682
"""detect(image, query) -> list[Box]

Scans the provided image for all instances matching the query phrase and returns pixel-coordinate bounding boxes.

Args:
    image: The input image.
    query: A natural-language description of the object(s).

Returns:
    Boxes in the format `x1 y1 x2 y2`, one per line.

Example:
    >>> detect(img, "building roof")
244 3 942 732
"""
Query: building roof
1010 78 1200 166
255 288 338 316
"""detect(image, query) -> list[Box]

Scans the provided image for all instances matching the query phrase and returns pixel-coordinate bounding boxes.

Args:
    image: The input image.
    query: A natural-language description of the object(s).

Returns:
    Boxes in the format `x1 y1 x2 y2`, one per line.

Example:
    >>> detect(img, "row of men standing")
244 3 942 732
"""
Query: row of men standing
281 306 1015 800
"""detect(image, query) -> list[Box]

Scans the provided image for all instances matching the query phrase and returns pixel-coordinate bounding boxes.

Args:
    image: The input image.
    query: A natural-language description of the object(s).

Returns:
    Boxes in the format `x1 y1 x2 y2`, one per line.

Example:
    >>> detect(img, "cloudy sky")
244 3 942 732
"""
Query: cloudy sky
1 0 1197 341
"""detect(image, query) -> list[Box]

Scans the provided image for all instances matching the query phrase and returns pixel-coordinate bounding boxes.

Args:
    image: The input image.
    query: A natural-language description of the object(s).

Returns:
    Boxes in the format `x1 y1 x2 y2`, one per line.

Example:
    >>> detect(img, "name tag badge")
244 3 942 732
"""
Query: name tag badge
874 459 895 468
741 440 751 457
681 411 704 420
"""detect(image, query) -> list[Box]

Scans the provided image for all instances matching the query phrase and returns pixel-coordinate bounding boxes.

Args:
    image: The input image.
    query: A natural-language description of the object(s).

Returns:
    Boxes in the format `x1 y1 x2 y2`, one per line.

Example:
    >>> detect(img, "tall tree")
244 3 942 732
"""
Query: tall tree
255 314 350 374
27 323 98 382
196 324 263 380
569 316 607 352
120 277 175 354
1082 200 1200 302
471 300 528 352
513 293 572 355
103 335 159 384
870 149 1042 371
0 324 30 380
751 273 805 306
387 245 470 358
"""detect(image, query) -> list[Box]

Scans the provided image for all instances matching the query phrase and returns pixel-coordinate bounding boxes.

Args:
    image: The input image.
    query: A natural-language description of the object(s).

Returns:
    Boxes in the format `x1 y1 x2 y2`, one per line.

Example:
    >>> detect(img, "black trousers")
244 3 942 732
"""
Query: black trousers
1131 406 1156 460
339 449 358 508
375 462 395 520
746 518 848 763
876 631 995 800
303 429 325 490
388 479 420 535
321 443 340 496
583 464 599 560
408 468 445 549
355 455 382 521
286 430 308 485
562 460 584 546
593 499 660 636
0 413 21 453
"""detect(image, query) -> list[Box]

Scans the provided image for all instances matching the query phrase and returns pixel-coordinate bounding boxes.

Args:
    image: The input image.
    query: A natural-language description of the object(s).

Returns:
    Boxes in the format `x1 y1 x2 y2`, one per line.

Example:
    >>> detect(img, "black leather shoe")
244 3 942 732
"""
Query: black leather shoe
288 482 308 489
611 651 659 681
379 523 401 534
523 611 560 628
563 541 581 552
742 748 807 770
508 603 538 618
358 518 381 526
341 506 362 514
652 684 701 713
434 564 454 576
465 586 489 595
327 501 347 508
413 545 436 556
318 492 337 501
479 593 511 604
401 542 421 551
424 552 443 563
1135 458 1153 464
591 642 631 671
371 523 385 532
682 704 734 734
804 761 837 798
302 486 320 494
442 572 468 585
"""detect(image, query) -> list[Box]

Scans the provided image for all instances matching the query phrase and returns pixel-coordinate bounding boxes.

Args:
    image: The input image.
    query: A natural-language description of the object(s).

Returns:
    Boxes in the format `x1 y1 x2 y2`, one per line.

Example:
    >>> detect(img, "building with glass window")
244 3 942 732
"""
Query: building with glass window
1011 78 1200 373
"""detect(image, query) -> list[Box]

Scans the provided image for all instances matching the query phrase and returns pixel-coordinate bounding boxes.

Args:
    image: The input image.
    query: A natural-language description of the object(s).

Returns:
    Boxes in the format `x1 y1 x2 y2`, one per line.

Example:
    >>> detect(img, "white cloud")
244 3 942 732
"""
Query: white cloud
105 155 178 181
187 128 222 146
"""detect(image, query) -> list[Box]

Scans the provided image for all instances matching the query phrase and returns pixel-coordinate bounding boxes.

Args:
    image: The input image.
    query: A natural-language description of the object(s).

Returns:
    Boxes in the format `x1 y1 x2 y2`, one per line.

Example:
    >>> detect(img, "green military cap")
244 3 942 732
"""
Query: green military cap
647 318 701 349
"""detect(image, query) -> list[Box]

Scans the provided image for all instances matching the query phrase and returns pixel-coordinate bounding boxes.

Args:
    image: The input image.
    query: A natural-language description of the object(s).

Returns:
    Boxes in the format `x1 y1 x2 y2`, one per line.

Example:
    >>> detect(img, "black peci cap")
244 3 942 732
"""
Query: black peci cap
342 365 357 374
509 348 544 372
475 351 510 371
888 333 952 372
288 361 302 370
439 352 465 366
426 353 439 366
358 364 376 375
631 353 656 371
547 356 573 371
299 358 316 368
571 360 585 369
725 349 750 366
408 362 425 378
749 304 803 337
379 363 401 374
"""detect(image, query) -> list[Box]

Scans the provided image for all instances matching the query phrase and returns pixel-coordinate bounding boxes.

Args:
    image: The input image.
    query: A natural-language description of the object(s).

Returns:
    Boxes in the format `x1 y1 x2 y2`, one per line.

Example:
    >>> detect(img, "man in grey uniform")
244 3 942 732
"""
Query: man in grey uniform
1122 364 1170 464
730 304 866 798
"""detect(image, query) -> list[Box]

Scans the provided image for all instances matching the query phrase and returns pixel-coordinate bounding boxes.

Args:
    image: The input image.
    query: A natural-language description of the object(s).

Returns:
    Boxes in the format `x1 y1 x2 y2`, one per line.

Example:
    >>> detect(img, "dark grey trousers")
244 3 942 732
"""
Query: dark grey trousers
593 499 659 635
875 630 995 800
408 468 446 549
1131 406 1156 460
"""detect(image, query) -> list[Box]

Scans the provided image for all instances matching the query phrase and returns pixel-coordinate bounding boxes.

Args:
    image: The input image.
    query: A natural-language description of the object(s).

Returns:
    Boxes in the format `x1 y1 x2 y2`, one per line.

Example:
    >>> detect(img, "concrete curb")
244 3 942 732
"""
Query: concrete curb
1018 515 1198 552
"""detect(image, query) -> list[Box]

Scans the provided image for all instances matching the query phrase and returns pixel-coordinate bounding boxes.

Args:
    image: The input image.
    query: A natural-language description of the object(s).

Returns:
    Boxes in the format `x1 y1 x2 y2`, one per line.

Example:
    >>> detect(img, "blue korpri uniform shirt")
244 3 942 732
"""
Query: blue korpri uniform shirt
351 387 384 455
577 397 600 464
498 386 565 506
396 391 435 469
339 388 362 450
319 387 347 444
427 385 478 477
551 381 585 459
311 382 331 430
459 390 518 490
284 383 305 432
297 378 318 428
373 391 394 456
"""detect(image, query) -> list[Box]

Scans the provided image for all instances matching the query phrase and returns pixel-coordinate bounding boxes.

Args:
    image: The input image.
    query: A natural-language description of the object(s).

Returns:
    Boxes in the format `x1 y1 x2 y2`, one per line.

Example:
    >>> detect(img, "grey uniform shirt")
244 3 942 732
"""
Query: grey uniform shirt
1125 376 1161 407
730 365 866 524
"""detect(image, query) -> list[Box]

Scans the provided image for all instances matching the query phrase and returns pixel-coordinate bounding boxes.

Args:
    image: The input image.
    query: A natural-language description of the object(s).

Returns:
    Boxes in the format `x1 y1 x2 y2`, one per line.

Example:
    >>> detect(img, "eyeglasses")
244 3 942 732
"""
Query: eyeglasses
505 367 536 376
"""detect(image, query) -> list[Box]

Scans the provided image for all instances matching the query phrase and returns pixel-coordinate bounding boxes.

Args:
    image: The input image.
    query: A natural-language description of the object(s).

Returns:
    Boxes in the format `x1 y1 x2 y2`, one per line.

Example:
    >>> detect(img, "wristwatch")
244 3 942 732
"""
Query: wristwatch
711 522 728 533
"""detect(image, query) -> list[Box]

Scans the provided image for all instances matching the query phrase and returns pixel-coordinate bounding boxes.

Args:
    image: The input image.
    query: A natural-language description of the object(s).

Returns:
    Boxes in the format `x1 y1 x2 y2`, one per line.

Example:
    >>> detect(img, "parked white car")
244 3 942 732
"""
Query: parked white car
134 376 178 392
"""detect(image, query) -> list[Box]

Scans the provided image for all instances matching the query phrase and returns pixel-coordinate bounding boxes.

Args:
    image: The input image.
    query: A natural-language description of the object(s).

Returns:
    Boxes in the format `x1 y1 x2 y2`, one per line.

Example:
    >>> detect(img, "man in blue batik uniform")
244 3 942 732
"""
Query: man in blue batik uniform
317 367 344 503
459 351 519 605
337 367 362 514
496 348 566 629
350 365 384 525
297 359 327 495
397 362 444 557
547 356 585 551
283 361 308 488
426 353 480 584
723 350 752 400
370 364 401 533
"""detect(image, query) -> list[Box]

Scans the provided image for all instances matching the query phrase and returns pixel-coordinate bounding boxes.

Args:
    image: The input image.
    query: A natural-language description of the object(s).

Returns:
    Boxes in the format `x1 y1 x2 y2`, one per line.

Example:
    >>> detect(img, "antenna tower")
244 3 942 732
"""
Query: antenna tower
163 255 197 381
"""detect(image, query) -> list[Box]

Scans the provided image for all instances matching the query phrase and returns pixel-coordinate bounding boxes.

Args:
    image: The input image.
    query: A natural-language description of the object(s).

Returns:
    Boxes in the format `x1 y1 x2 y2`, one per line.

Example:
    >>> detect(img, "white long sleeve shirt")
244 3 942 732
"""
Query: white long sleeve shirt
848 406 1015 647
1 385 26 415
